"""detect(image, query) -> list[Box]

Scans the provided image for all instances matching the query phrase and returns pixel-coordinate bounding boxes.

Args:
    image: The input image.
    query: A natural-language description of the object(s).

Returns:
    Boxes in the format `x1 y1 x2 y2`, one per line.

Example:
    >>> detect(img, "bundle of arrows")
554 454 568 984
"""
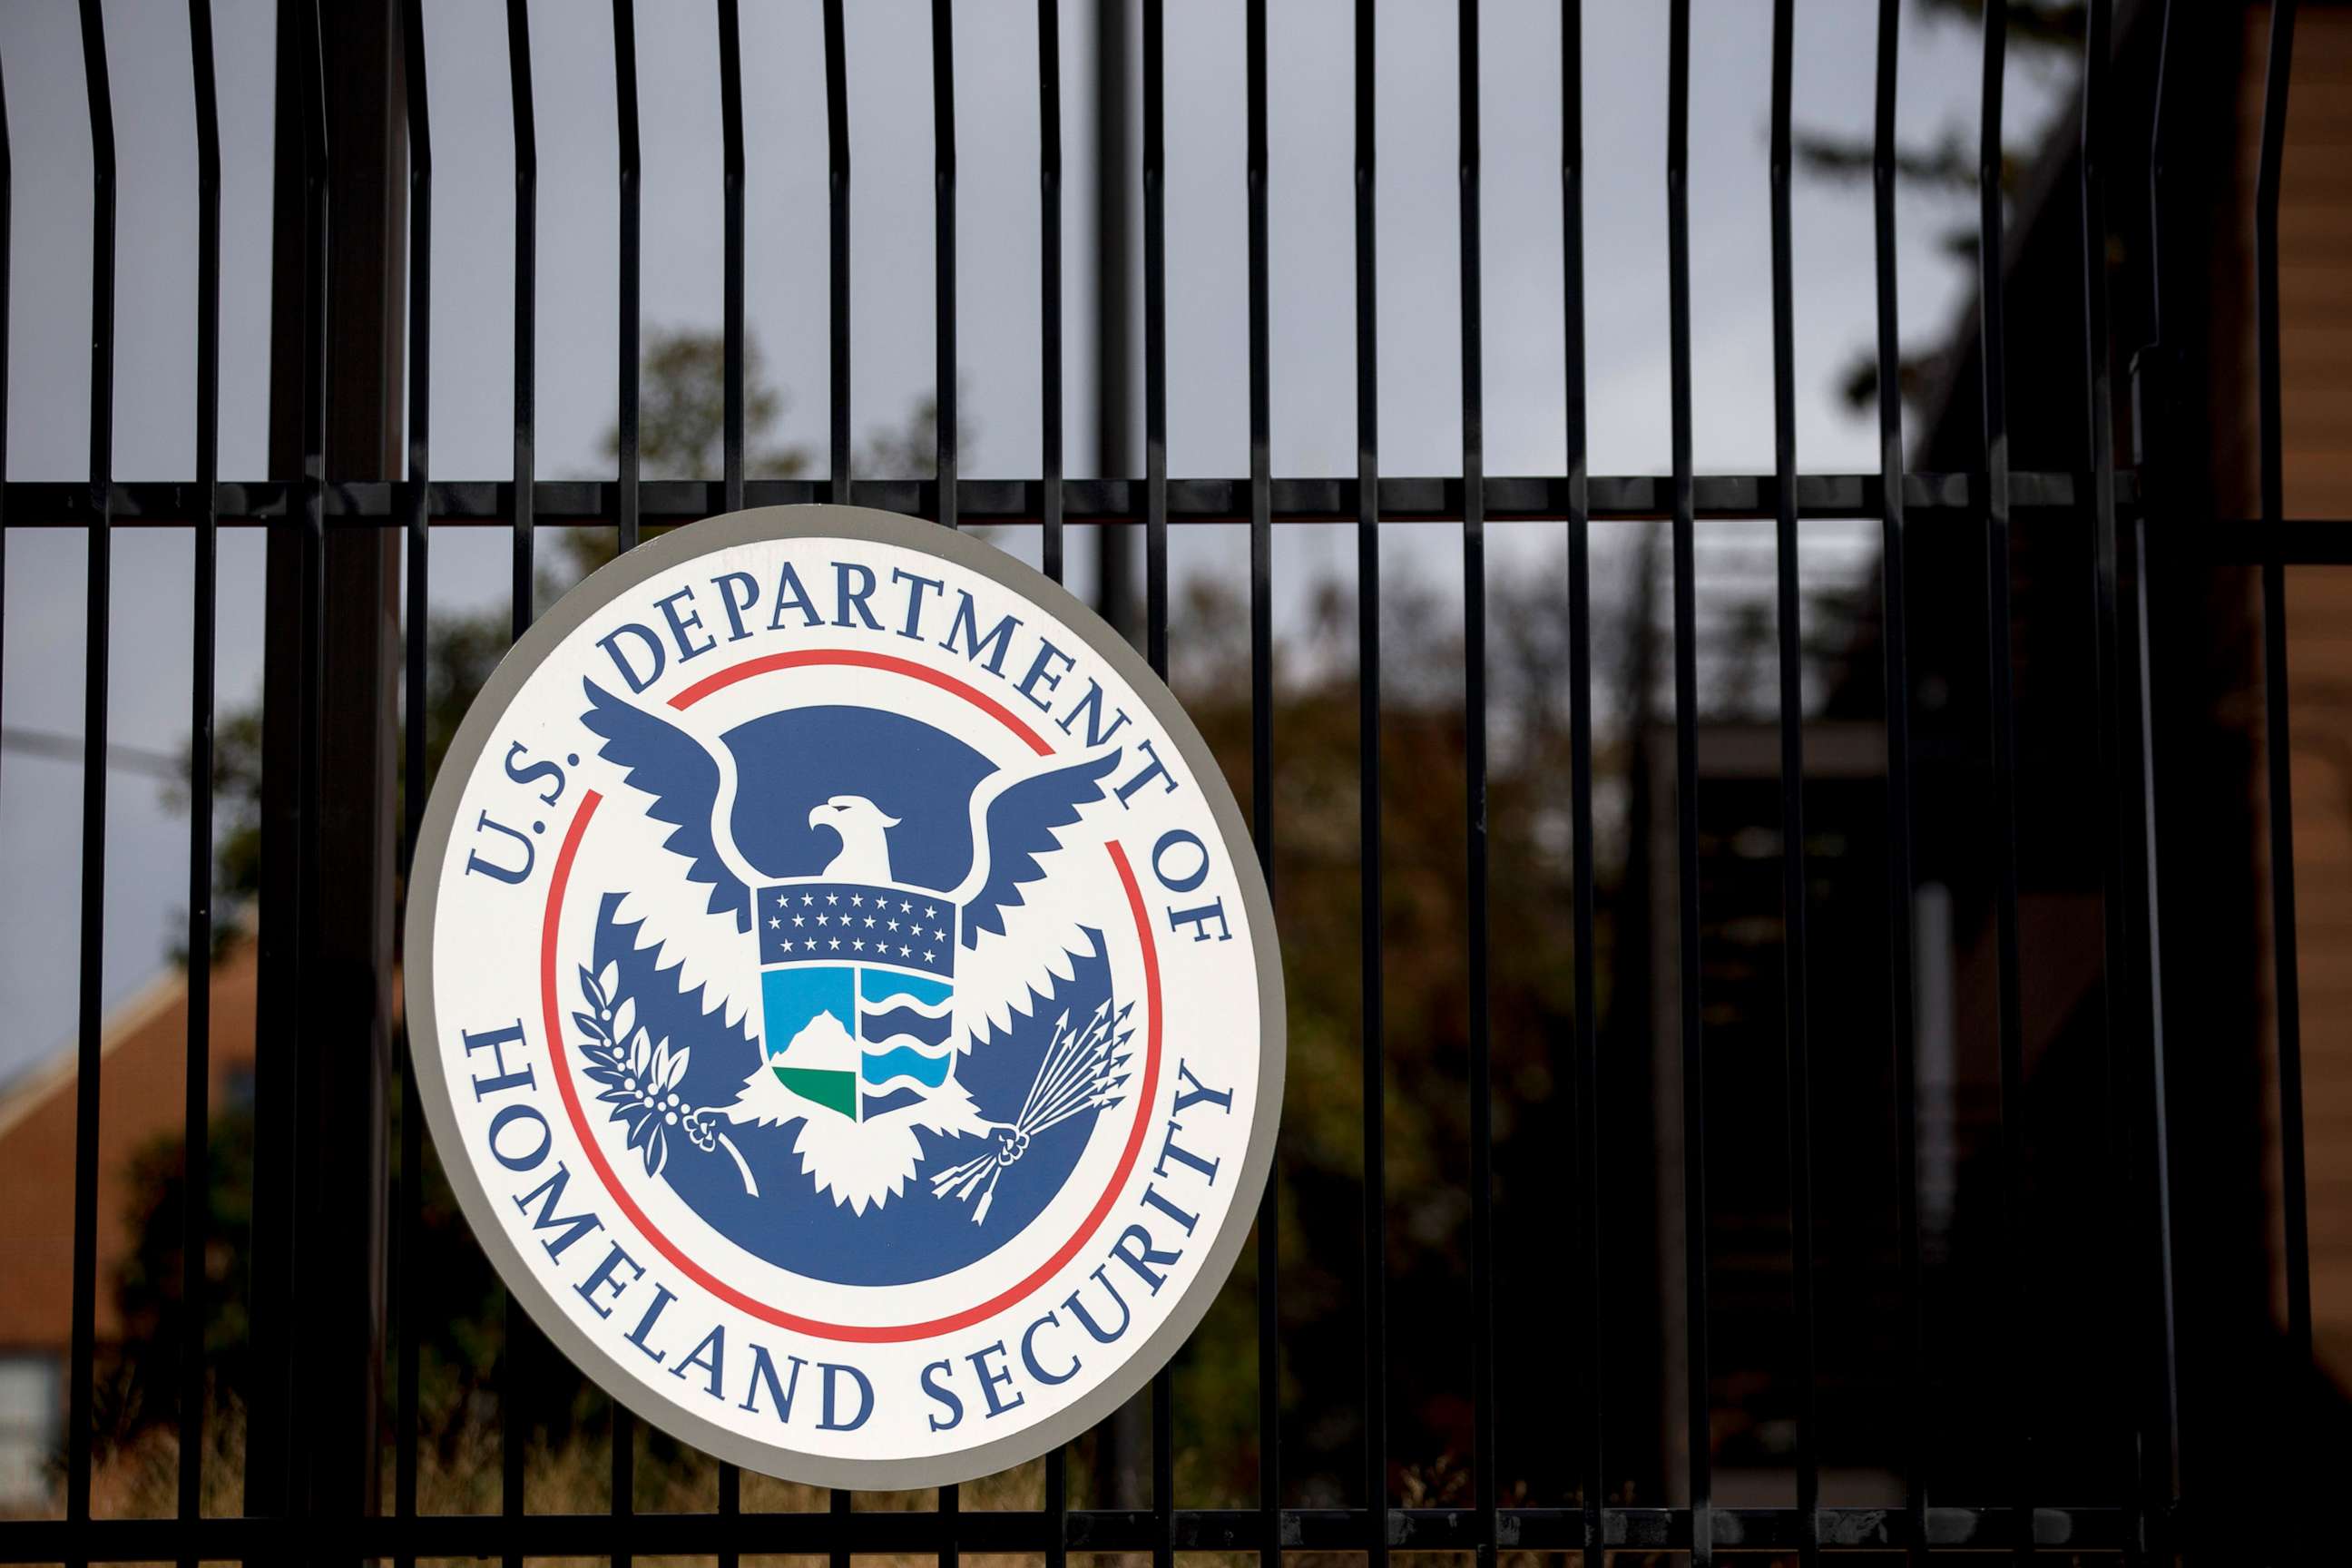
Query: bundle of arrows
930 998 1136 1224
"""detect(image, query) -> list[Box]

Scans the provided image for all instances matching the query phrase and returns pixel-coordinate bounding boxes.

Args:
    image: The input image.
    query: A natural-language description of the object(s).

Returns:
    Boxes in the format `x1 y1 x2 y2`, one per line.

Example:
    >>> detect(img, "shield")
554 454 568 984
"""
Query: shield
750 879 959 1122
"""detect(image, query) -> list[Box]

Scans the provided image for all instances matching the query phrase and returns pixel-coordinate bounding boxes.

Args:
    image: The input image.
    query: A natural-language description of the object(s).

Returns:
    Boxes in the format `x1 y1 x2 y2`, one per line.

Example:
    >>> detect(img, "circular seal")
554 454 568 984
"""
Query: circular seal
406 506 1282 1488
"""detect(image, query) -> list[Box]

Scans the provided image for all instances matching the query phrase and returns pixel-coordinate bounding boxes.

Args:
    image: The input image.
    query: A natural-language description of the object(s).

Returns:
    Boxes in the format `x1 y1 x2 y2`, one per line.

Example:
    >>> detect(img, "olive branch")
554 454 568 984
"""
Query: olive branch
573 962 757 1194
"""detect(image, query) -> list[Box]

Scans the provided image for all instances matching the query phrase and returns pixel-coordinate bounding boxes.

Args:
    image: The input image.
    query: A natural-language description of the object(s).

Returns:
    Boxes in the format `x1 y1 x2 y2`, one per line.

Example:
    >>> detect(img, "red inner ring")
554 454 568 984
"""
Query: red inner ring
534 649 1163 1343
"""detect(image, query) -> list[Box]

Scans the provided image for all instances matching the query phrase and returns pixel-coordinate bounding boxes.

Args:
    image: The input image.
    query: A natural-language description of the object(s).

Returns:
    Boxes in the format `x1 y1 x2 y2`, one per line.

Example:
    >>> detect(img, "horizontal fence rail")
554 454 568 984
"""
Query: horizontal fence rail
0 1503 2151 1561
0 470 2143 524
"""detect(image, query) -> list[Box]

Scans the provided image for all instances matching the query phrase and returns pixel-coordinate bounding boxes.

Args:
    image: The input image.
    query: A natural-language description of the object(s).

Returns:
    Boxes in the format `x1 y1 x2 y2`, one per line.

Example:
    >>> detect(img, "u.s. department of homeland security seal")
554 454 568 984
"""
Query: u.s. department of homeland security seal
405 505 1282 1488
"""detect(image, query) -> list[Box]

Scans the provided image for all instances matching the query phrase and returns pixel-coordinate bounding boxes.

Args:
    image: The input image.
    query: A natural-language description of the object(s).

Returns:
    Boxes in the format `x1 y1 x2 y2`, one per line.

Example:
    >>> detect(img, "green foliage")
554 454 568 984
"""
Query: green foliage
609 330 808 482
163 707 265 965
1158 568 1622 1501
84 1106 256 1465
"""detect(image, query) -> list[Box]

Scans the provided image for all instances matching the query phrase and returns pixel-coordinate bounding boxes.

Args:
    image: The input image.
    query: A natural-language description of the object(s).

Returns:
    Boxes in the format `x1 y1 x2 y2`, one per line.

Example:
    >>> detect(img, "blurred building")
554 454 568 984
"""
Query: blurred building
1635 0 2352 1506
0 946 257 1510
2220 2 2352 1387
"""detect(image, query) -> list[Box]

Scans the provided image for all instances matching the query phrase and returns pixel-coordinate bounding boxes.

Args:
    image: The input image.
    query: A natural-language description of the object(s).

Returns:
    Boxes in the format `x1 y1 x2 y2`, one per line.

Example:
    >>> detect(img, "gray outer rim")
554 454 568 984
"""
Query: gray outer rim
404 505 1286 1492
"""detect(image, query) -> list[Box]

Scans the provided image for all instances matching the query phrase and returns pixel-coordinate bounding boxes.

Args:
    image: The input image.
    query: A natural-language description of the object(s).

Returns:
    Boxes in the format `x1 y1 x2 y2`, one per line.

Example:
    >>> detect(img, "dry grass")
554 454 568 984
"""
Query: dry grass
20 1393 1093 1568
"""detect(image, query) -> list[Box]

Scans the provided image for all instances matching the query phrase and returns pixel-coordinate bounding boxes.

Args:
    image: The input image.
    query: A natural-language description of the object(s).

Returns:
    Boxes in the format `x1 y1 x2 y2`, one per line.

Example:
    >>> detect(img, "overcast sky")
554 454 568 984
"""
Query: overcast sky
0 0 2081 1083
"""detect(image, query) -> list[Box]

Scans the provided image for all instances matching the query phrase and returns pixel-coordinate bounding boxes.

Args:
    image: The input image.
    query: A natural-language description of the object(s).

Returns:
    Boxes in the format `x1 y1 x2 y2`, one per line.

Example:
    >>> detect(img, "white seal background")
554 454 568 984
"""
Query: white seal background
405 506 1285 1489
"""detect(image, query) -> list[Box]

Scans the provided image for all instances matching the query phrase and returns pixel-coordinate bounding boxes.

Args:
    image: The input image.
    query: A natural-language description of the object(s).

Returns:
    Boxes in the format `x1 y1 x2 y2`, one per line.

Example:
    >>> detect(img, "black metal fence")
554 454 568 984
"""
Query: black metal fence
0 0 2334 1561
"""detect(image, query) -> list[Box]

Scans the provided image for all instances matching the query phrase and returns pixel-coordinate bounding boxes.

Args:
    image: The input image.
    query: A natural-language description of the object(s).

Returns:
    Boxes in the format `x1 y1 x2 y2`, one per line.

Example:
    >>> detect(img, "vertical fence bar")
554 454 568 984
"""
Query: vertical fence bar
825 0 851 505
1764 5 1818 1563
615 0 641 554
0 54 8 805
2127 0 2181 1537
719 0 745 525
2082 3 2137 1542
181 2 222 1553
1091 0 1133 637
0 33 8 799
933 0 958 533
933 0 958 1544
1246 1 1278 1561
936 1465 958 1568
1044 1422 1069 1560
292 0 332 1518
1353 3 1388 1561
397 0 435 1246
502 5 536 1557
396 2 431 1562
967 5 1077 1524
2127 537 2180 1553
2093 0 2180 1547
609 0 642 1547
1560 7 1603 1563
1975 3 2032 1559
1868 2 1926 1557
713 7 747 1547
821 5 848 1503
1456 5 1497 1566
1039 0 1064 587
1663 5 1710 1563
1150 1375 1173 1568
1143 0 1167 680
1141 7 1174 1563
65 5 116 1548
506 0 535 640
2253 7 2309 1512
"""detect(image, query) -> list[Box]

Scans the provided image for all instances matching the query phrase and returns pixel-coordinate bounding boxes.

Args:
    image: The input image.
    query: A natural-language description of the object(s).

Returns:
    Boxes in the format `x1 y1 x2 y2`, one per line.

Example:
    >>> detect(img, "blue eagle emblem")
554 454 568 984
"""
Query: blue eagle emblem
574 681 1135 1225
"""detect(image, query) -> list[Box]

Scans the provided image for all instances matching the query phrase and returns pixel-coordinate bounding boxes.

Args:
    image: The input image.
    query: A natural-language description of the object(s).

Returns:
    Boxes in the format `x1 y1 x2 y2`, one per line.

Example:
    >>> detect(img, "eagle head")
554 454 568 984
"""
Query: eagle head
808 795 900 832
810 795 901 882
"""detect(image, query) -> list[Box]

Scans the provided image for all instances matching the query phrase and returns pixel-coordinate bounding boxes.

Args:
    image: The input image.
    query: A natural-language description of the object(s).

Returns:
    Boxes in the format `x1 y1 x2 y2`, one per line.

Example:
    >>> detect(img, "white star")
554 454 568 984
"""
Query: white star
769 916 779 929
826 893 839 906
863 916 877 928
898 944 911 957
887 918 901 931
775 893 788 908
899 899 913 913
933 927 947 943
922 950 935 963
851 893 864 906
817 913 829 926
828 938 841 951
777 938 793 953
852 938 866 951
792 914 806 927
801 893 815 906
925 906 937 918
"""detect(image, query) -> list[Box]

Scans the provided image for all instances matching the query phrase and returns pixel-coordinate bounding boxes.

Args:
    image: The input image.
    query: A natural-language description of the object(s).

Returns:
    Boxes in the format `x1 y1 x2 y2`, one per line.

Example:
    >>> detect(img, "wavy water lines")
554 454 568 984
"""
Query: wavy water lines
862 1002 954 1046
860 1035 958 1090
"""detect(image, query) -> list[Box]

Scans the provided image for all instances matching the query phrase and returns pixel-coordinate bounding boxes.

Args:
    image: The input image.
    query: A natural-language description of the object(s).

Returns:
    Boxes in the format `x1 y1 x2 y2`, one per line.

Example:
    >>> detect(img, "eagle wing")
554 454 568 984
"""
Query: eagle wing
951 747 1123 1037
579 680 763 1040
